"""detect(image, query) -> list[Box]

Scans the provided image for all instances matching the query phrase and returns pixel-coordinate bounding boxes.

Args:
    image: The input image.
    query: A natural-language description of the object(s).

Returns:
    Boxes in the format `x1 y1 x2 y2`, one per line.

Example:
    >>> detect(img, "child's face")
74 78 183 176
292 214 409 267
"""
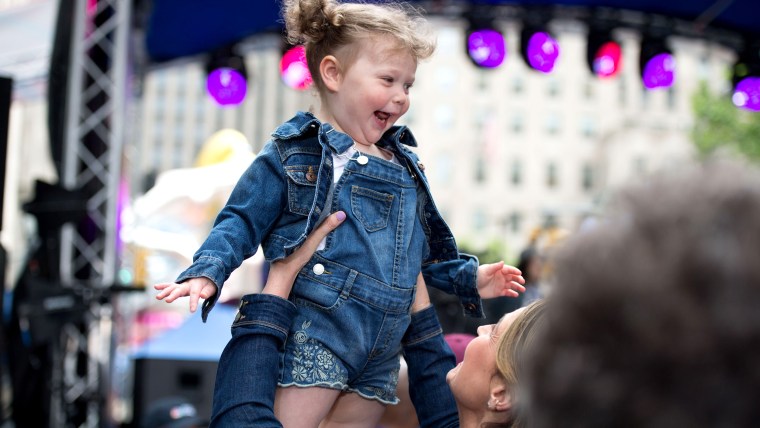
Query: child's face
329 37 417 147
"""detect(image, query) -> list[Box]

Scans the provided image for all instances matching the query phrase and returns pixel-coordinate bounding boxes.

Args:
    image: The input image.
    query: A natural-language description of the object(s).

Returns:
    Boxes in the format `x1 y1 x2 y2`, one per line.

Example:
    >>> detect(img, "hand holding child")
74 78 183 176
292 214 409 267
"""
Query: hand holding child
476 261 526 299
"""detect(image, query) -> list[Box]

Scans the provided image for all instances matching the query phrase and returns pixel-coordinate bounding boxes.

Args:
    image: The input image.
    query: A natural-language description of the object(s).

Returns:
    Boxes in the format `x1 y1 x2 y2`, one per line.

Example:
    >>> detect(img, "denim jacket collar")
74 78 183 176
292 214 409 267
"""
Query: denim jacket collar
271 111 418 153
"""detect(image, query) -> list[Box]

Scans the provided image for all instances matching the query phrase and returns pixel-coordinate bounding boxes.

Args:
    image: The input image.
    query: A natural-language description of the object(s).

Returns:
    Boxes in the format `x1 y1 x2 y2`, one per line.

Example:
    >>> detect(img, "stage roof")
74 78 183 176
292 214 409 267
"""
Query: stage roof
144 0 760 63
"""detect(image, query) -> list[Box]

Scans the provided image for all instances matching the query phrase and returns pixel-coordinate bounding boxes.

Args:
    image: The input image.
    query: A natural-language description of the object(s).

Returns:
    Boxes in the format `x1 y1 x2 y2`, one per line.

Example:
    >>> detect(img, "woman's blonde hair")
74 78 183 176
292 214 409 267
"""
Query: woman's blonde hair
495 299 547 427
282 0 436 92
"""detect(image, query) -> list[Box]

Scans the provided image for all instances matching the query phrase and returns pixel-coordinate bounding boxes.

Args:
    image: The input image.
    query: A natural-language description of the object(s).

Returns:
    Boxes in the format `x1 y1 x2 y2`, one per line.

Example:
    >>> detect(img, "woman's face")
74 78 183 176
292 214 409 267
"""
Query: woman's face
446 307 527 410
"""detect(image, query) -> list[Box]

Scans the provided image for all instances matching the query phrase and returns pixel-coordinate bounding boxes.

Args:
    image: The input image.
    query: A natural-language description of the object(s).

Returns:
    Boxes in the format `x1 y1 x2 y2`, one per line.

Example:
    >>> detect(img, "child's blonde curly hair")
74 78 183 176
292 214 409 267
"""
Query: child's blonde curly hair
282 0 436 93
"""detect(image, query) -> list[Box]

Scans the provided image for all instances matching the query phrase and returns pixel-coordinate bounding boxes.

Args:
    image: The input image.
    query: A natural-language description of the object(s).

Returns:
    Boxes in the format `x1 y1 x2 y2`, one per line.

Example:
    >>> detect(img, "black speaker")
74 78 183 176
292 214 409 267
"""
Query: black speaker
0 75 10 231
0 75 10 424
132 358 217 426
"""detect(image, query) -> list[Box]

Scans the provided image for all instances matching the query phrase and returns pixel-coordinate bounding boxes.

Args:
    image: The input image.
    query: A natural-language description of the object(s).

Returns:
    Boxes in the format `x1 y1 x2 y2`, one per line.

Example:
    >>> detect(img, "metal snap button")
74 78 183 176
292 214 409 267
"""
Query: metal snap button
306 166 317 182
312 263 325 275
357 155 369 165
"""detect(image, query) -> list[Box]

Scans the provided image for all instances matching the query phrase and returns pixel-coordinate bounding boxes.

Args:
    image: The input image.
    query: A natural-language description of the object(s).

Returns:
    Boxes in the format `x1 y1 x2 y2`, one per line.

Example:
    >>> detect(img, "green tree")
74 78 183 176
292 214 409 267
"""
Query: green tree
457 238 510 264
692 81 760 162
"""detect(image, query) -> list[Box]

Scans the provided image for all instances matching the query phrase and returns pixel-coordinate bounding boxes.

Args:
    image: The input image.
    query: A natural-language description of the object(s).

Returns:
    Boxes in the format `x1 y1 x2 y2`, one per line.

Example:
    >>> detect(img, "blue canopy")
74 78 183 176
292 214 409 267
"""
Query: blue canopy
144 0 760 62
132 303 237 361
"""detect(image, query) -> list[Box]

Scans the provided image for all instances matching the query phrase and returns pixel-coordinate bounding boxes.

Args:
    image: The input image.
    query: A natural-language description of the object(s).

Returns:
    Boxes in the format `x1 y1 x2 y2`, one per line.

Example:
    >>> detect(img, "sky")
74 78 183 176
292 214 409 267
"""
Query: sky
0 0 56 99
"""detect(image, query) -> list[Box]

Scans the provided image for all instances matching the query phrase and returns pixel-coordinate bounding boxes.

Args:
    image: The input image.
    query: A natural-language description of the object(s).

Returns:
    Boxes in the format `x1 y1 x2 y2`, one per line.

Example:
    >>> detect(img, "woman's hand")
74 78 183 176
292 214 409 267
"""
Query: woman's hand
261 211 346 299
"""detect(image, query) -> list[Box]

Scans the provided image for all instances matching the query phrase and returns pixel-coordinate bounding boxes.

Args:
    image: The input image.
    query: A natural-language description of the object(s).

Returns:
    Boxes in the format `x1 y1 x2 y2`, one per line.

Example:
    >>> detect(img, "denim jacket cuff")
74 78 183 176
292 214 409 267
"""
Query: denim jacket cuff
233 293 297 338
403 306 443 346
454 254 485 318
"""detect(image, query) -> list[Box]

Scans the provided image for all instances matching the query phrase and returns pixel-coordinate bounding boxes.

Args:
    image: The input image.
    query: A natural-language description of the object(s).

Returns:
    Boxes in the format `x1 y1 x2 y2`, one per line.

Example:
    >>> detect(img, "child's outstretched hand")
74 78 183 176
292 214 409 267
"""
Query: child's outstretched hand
154 276 217 313
476 261 526 299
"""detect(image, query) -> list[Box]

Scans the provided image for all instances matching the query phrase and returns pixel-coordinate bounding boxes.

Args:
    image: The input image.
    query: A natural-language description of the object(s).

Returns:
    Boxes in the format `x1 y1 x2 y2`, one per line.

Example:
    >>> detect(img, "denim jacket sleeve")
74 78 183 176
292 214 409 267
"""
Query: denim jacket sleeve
175 141 287 321
422 253 484 318
210 294 295 428
402 305 460 428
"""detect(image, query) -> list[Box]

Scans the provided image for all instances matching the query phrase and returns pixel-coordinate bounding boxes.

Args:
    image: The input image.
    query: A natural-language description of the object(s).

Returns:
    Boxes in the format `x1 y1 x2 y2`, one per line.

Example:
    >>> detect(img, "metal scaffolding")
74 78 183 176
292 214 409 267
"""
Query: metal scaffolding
52 0 132 425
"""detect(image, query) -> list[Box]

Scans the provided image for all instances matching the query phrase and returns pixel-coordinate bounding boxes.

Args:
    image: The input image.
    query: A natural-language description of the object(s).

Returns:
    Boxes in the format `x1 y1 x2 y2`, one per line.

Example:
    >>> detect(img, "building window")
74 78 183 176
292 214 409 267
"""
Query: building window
581 163 594 192
547 77 560 97
477 70 489 92
510 159 523 186
583 80 594 100
546 161 559 189
618 74 627 107
641 87 650 109
580 115 596 138
512 76 524 94
634 156 647 176
698 54 710 80
511 112 524 134
475 156 487 183
545 112 561 135
473 208 487 232
667 86 677 110
508 211 523 234
436 154 452 185
435 67 458 93
401 105 415 126
434 104 454 130
542 212 558 229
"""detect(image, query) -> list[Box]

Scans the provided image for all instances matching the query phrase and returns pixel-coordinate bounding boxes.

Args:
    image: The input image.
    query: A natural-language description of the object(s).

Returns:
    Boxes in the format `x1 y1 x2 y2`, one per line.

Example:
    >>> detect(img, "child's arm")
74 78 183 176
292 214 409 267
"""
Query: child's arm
422 256 525 318
156 141 288 317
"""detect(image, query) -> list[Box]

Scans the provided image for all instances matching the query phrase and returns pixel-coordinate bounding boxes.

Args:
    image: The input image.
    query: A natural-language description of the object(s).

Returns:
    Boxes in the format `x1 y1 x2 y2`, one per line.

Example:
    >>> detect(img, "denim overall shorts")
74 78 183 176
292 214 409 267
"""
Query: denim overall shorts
278 148 425 404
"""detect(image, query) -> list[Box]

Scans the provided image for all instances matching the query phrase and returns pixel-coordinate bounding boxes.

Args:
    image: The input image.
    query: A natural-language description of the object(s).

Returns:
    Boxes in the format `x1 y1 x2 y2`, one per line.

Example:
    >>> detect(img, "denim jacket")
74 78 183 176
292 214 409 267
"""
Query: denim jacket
210 294 459 427
176 111 483 320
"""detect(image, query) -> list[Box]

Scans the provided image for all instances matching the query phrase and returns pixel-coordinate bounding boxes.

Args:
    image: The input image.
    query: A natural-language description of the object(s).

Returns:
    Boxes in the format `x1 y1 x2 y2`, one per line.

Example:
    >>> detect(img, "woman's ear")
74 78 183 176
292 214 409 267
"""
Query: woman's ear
487 378 513 413
320 55 341 92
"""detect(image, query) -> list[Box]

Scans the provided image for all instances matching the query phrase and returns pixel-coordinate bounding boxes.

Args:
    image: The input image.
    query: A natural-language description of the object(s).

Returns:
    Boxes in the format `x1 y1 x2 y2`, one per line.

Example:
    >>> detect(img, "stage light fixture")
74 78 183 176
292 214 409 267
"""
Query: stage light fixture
731 40 760 112
205 46 248 106
520 26 560 73
639 37 675 90
466 20 506 69
587 30 622 78
280 44 312 90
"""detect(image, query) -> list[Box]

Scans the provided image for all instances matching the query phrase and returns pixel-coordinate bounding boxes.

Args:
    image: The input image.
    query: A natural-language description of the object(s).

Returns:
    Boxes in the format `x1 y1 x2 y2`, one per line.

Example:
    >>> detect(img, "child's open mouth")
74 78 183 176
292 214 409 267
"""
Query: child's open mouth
375 111 391 125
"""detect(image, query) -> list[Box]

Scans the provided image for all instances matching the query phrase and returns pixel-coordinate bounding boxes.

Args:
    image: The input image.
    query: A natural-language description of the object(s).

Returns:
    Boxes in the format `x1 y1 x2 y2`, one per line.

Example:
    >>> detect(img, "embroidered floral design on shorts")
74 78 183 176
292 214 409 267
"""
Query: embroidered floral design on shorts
289 320 347 385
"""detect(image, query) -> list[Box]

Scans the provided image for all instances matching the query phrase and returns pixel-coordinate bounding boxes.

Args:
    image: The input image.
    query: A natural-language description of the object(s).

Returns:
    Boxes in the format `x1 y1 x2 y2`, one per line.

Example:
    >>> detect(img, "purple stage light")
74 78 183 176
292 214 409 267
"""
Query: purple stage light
280 45 312 90
593 41 622 78
525 31 560 73
206 67 247 106
732 77 760 111
467 29 506 68
642 52 675 89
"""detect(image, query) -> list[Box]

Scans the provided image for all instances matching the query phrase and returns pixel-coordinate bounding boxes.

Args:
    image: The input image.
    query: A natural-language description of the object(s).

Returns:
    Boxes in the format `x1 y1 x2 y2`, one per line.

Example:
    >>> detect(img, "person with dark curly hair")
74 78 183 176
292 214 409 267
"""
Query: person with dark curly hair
524 159 760 428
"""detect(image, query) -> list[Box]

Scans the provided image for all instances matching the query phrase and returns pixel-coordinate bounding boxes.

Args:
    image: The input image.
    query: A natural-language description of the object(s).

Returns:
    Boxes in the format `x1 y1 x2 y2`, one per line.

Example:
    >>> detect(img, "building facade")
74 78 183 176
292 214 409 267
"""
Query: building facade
134 17 735 260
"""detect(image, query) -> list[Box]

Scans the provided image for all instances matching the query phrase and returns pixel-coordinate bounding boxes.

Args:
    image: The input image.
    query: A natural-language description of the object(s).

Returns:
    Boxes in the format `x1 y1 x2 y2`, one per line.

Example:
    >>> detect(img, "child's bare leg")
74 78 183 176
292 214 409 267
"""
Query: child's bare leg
275 386 341 428
319 392 386 428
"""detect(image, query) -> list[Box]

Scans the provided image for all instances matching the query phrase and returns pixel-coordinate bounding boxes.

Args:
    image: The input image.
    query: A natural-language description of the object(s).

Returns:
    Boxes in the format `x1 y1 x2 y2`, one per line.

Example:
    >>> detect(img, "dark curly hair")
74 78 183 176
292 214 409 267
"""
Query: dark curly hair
525 158 760 428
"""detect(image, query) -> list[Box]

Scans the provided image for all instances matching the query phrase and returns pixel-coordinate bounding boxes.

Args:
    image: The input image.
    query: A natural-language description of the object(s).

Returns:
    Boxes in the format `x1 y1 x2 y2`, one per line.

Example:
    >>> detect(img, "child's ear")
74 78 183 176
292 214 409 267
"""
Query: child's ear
320 55 341 92
487 378 513 413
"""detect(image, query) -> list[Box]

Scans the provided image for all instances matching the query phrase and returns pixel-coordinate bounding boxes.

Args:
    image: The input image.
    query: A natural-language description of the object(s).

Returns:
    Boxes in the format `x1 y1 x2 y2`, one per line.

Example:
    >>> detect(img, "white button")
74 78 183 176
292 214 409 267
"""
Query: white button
357 155 369 165
312 263 325 275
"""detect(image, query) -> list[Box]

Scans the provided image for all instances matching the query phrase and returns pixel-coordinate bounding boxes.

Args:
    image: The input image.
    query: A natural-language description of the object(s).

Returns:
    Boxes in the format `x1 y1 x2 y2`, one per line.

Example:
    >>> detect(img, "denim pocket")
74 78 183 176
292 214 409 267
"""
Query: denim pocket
285 164 319 216
350 185 393 232
292 273 343 312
